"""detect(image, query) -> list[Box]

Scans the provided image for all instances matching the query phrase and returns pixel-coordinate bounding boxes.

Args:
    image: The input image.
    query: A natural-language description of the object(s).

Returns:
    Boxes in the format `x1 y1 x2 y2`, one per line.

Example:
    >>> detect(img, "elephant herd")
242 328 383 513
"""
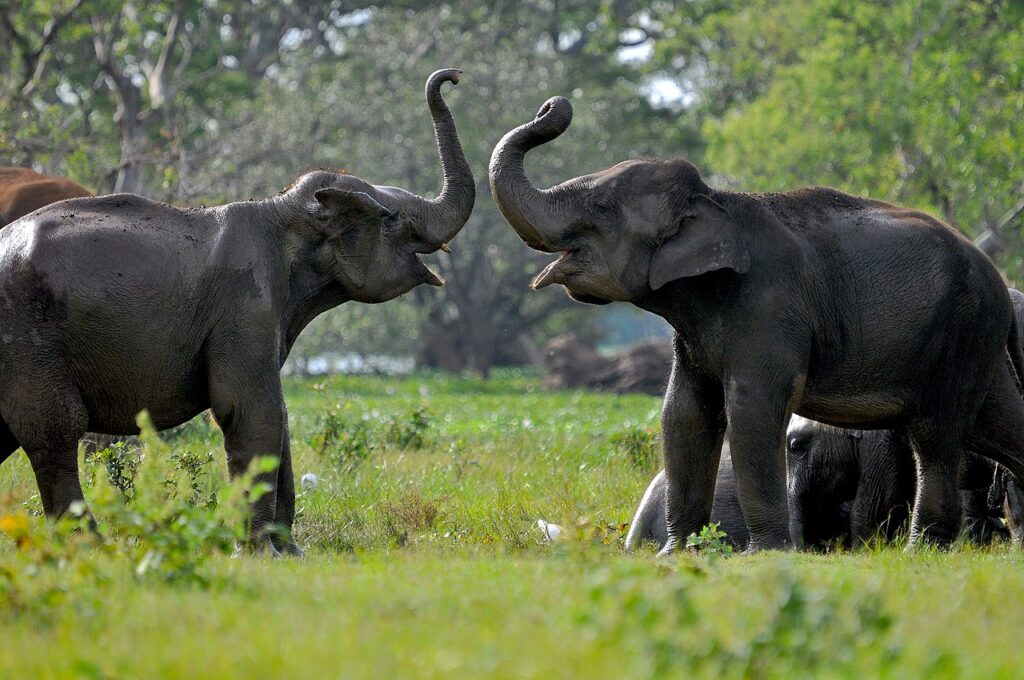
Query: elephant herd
3 69 1024 556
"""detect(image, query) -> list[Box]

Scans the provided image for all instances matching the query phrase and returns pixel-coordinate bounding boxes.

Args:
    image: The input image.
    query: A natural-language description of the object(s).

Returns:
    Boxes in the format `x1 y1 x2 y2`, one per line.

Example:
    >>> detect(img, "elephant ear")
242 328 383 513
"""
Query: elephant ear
313 188 394 228
312 188 393 290
648 194 750 290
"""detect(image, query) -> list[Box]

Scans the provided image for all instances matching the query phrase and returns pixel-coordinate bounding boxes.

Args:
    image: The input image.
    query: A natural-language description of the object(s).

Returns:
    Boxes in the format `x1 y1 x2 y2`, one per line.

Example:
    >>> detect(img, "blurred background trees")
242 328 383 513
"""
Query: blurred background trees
2 0 1022 374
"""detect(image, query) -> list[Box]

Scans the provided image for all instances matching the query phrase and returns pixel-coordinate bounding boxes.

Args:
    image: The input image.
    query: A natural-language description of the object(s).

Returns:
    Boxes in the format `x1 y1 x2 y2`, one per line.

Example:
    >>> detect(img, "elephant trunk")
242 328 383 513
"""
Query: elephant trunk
788 497 805 549
488 96 574 253
413 68 476 248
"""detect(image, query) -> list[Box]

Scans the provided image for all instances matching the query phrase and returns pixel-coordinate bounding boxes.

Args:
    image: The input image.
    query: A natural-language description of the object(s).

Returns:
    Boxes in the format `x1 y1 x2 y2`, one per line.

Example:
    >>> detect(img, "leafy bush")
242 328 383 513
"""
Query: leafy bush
311 405 435 472
686 522 734 559
0 411 274 619
383 407 433 449
611 426 660 471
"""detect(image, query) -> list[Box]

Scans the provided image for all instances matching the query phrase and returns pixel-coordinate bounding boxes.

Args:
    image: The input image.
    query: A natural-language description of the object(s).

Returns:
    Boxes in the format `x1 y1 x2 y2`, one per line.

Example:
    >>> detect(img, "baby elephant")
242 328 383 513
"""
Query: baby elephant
786 416 1007 547
625 444 748 551
627 417 1009 551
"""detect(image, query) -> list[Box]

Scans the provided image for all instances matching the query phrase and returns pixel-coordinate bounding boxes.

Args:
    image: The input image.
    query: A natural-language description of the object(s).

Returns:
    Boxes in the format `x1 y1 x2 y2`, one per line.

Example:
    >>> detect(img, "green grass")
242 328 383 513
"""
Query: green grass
1 371 1023 678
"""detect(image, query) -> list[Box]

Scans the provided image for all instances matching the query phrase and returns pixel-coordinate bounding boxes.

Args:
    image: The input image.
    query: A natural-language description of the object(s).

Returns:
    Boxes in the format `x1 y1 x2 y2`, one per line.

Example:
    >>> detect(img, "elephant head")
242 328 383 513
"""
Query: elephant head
488 96 748 305
786 416 915 548
785 416 862 548
278 68 475 304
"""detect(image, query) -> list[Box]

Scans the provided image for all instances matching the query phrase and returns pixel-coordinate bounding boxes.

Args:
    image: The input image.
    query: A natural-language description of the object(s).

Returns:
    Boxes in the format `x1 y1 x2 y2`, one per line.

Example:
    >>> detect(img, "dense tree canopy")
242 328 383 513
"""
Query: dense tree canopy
2 0 1020 372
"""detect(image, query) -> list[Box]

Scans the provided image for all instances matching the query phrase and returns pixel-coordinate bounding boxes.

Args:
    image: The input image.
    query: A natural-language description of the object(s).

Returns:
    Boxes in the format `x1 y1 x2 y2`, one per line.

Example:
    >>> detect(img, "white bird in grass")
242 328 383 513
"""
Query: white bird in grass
537 519 563 542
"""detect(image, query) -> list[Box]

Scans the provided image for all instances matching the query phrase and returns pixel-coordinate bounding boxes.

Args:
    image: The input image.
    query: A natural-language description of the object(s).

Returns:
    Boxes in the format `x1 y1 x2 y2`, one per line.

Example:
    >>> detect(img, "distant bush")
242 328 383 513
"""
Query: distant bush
311 405 435 472
611 426 660 471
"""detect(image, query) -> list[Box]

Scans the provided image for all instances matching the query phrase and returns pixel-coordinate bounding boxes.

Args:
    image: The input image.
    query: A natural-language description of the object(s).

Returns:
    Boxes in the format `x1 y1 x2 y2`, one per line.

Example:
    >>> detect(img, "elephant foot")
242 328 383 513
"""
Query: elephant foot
232 537 283 559
272 538 305 558
655 538 680 558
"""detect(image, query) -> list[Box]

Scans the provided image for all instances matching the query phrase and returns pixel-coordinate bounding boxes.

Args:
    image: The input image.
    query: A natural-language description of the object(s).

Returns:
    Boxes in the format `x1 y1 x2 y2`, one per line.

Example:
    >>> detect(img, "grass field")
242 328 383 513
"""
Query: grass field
2 371 1023 678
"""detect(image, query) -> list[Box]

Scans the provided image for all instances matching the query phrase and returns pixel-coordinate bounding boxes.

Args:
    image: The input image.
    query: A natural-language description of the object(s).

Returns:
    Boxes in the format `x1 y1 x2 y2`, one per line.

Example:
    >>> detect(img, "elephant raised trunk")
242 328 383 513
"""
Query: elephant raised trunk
413 68 476 249
488 95 574 253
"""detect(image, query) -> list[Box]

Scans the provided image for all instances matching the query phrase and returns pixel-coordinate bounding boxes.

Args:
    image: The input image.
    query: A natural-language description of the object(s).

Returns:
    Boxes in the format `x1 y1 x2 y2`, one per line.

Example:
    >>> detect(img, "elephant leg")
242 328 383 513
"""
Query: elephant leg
966 363 1024 483
725 376 798 552
209 361 285 555
1004 476 1024 546
270 414 303 557
906 419 964 548
657 341 726 556
2 373 89 520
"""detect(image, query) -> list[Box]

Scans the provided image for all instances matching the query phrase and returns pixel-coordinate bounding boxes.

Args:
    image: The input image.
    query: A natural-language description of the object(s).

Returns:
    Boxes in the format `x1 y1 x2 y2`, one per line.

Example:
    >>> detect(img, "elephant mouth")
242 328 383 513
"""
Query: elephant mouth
412 254 443 286
532 250 579 289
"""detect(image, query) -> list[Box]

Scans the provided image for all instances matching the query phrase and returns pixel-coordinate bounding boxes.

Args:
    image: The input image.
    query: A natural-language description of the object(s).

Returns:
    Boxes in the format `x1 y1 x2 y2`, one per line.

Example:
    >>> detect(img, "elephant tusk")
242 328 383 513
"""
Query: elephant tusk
440 242 451 254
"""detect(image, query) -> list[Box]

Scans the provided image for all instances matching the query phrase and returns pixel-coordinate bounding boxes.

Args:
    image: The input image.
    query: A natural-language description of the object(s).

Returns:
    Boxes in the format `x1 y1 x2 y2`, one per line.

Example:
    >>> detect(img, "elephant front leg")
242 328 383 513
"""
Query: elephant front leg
271 415 304 556
726 374 800 552
210 368 286 555
658 356 726 556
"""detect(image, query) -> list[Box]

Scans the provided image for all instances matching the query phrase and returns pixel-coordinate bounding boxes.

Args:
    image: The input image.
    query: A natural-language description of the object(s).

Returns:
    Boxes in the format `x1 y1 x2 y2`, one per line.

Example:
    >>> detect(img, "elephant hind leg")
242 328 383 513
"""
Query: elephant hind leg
967 364 1024 483
906 419 964 548
3 372 89 519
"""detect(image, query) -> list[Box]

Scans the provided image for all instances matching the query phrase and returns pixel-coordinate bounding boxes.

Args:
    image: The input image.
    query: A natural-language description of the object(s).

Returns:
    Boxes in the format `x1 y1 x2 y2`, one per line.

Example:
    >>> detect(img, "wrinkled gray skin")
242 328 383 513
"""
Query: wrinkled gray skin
0 69 474 555
490 95 1024 553
628 418 1009 552
626 444 748 551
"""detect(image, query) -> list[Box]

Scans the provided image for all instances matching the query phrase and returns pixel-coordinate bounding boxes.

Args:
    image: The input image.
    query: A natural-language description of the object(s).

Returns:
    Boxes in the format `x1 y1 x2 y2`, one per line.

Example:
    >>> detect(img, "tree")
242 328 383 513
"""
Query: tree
188 1 684 375
646 0 1024 275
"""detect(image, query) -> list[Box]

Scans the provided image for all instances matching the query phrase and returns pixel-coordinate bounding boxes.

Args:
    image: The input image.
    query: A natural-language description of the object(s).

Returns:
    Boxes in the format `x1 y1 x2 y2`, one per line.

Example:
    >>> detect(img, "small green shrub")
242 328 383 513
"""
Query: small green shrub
611 426 660 471
91 441 143 500
685 522 734 559
383 406 433 449
310 409 377 471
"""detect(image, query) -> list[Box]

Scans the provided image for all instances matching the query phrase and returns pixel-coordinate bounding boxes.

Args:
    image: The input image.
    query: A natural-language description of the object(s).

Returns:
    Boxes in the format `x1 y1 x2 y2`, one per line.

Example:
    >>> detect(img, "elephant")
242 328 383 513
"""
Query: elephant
489 94 1024 552
786 416 1008 547
0 69 474 555
627 418 1010 552
0 166 93 226
625 444 748 551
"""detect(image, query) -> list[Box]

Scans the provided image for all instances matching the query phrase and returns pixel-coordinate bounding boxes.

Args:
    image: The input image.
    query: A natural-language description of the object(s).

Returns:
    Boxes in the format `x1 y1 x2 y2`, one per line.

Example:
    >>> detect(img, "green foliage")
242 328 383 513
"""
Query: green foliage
611 426 660 471
383 406 433 450
0 374 1022 676
310 404 435 473
90 441 142 500
661 0 1024 276
578 560 900 678
685 522 734 559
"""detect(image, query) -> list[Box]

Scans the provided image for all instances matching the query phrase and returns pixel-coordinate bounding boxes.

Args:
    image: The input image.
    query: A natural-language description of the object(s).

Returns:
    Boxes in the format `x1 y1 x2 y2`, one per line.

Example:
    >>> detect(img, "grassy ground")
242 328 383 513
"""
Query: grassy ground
1 371 1023 678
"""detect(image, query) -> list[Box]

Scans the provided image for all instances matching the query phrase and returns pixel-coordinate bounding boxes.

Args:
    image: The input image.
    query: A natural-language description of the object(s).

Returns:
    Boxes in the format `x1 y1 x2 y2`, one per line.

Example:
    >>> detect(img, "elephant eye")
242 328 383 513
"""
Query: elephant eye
591 195 616 215
788 436 809 455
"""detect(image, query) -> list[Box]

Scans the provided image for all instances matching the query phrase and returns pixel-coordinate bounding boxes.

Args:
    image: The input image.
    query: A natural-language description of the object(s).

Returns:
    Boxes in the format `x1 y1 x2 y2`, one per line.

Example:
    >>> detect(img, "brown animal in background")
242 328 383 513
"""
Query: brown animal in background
0 167 92 227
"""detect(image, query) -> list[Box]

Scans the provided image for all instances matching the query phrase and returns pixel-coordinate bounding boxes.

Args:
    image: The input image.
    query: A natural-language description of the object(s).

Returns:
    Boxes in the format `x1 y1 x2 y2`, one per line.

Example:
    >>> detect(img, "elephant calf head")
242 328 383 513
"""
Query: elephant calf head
785 417 917 548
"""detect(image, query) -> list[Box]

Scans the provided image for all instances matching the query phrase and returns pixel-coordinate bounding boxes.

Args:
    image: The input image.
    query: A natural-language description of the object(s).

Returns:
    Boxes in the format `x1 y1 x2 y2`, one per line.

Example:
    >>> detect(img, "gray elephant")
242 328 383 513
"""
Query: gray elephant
490 95 1024 552
625 444 748 551
786 417 1007 547
628 418 1009 551
0 69 474 554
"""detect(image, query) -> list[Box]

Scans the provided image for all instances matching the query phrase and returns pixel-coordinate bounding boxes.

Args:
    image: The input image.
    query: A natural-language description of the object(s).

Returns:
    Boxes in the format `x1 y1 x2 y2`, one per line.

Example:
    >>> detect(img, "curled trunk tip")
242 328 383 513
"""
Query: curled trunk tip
426 68 463 105
415 67 475 247
488 96 574 252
